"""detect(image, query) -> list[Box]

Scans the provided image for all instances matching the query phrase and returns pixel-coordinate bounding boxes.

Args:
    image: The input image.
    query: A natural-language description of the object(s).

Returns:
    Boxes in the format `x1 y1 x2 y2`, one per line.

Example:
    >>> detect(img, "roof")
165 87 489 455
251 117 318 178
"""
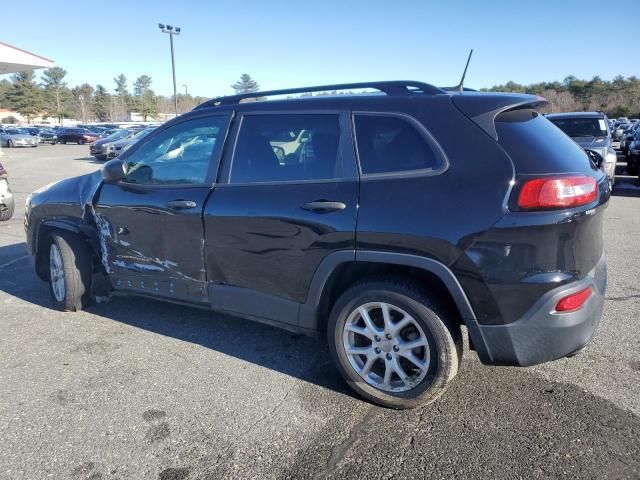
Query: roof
0 41 54 75
545 111 605 119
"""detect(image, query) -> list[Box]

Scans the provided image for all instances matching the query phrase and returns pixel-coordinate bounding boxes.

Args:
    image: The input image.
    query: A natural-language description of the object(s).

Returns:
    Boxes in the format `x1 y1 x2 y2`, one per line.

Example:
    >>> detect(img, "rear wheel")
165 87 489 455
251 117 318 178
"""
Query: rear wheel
328 279 462 409
48 231 93 311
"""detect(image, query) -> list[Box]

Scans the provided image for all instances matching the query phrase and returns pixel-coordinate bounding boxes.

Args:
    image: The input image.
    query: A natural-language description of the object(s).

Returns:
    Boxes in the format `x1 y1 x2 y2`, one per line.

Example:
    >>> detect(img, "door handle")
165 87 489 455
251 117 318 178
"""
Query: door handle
301 201 347 213
167 200 197 209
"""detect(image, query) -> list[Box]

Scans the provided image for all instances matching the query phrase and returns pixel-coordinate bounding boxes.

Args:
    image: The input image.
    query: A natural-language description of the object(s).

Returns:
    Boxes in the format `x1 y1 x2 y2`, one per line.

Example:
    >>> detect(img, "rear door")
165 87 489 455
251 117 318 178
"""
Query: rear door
204 111 359 327
94 112 232 302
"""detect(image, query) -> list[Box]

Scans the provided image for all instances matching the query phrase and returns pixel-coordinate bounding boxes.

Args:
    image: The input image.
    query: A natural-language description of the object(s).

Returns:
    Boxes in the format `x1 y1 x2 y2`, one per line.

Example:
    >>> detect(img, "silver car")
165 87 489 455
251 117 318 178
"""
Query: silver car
106 127 156 159
0 127 38 148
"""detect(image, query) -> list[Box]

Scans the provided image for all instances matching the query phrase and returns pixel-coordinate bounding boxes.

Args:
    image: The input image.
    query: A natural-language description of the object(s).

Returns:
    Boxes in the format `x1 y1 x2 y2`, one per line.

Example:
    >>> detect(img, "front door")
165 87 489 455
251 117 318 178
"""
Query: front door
94 112 232 302
204 111 359 326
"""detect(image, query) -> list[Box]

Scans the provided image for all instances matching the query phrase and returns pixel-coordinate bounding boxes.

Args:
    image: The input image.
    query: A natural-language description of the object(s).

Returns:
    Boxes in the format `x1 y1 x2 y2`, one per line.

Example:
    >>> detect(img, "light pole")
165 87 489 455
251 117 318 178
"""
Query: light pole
158 23 181 117
183 84 188 96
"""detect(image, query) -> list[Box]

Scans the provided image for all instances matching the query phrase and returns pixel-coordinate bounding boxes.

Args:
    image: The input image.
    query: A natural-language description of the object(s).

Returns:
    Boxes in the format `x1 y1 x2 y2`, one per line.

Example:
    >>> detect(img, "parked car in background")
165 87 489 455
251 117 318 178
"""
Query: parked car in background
626 131 640 175
24 81 610 408
0 127 38 148
106 127 156 158
546 112 617 188
611 122 630 141
22 127 41 138
57 128 100 145
620 123 640 156
37 129 58 144
0 162 14 221
90 129 138 160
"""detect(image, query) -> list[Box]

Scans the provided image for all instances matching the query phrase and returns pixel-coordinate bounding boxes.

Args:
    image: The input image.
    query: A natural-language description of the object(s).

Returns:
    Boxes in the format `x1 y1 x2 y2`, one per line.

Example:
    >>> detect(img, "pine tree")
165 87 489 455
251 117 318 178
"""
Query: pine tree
231 74 259 94
7 71 42 123
114 74 129 121
133 75 157 120
93 85 110 122
41 67 70 124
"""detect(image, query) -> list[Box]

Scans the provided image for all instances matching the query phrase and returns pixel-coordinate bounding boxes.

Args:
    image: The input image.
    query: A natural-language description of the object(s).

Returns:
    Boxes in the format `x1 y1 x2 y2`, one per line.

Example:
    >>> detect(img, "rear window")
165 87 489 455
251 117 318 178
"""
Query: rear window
548 117 608 138
354 114 445 175
495 109 596 175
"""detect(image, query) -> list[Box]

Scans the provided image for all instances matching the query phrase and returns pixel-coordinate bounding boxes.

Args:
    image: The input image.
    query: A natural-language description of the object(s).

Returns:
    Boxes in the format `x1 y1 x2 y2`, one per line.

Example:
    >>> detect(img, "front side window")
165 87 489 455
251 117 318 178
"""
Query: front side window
124 116 226 185
354 114 444 175
231 114 342 183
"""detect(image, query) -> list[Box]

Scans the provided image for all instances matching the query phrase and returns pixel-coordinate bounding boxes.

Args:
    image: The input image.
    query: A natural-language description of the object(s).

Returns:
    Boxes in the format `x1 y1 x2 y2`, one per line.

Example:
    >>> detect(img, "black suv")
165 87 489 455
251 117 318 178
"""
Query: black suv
24 81 609 408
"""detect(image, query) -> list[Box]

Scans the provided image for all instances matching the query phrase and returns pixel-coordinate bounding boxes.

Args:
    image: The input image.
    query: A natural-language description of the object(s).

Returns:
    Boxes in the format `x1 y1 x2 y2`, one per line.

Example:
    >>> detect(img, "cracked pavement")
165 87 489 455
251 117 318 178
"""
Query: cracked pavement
0 145 638 479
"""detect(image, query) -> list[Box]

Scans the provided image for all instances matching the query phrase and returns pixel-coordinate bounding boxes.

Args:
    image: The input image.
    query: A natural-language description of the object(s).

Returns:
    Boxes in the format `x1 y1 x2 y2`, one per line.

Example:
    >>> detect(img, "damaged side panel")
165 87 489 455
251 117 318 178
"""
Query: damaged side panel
91 182 211 303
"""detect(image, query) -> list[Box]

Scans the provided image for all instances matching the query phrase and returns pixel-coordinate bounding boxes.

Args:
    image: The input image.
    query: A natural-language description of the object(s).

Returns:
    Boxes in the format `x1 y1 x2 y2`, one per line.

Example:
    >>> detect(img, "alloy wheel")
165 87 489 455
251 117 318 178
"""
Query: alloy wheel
49 243 65 302
342 302 430 393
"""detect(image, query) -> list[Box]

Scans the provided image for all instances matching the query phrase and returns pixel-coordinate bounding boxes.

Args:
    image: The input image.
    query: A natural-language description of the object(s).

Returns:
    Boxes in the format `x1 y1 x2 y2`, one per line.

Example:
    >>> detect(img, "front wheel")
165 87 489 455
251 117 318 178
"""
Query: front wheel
48 232 93 311
78 138 85 145
8 140 13 148
328 280 462 409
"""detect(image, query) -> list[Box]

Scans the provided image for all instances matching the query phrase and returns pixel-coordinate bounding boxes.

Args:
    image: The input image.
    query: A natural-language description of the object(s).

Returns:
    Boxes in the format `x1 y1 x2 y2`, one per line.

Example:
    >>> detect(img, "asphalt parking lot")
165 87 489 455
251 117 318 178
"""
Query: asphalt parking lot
0 145 639 480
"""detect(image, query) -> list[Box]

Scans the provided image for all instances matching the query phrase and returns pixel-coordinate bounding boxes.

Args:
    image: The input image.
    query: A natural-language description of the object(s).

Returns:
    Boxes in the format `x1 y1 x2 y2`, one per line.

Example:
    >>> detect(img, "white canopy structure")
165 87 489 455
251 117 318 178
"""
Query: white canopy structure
0 41 54 74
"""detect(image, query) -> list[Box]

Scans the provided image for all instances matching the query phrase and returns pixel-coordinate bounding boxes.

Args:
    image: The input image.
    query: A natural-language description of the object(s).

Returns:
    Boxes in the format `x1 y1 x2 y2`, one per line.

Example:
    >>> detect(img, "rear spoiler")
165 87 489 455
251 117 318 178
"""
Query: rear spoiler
451 92 549 141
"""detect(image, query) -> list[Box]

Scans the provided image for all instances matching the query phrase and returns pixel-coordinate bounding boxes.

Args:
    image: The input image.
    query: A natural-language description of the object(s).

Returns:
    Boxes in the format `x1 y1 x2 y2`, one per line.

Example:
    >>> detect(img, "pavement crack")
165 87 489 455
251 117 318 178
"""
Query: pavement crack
605 294 640 302
313 407 378 480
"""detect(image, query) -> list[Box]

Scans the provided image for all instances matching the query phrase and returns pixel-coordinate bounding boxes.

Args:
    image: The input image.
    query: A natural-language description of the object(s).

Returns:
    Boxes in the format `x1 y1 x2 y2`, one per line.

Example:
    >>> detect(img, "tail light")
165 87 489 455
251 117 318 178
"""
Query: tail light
555 286 593 313
517 175 597 210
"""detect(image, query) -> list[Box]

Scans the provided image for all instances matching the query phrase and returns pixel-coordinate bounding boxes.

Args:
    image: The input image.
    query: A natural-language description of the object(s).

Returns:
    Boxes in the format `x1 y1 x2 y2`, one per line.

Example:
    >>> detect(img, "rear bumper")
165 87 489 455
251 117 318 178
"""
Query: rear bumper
472 254 607 367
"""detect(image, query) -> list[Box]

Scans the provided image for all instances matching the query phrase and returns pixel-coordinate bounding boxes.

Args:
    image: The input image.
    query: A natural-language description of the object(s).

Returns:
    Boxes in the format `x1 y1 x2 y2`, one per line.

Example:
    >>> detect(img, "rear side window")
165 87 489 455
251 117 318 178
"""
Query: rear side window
354 114 444 175
231 114 343 183
496 109 595 175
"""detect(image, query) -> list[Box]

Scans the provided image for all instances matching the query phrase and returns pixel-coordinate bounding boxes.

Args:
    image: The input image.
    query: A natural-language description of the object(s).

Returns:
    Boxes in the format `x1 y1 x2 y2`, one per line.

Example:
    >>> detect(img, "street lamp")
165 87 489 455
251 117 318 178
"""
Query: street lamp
158 23 181 117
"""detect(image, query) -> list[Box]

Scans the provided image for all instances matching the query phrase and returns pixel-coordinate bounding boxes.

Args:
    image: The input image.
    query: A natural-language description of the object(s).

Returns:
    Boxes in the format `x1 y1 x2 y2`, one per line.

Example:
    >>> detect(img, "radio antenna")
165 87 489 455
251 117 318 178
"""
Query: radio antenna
456 49 474 92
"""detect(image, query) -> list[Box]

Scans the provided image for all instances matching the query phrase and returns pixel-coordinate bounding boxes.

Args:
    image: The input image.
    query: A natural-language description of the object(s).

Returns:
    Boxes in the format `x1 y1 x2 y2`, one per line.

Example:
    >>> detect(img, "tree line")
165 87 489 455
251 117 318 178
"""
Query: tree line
481 75 640 118
3 70 638 124
0 67 211 124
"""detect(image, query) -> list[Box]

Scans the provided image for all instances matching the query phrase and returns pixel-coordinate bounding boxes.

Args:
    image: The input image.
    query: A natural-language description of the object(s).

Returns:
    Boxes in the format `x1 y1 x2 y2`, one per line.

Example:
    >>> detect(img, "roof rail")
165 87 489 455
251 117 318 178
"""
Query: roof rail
194 81 446 109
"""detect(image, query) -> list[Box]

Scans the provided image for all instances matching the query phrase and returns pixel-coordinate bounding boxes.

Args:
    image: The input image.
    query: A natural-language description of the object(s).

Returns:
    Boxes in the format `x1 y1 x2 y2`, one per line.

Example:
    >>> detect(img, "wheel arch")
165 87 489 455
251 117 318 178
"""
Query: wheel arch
299 250 492 363
34 219 100 281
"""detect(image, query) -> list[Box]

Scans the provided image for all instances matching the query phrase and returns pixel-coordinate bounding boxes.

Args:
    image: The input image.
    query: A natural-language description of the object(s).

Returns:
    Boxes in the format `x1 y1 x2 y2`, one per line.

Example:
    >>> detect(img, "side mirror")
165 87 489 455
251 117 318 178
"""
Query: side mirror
101 159 125 183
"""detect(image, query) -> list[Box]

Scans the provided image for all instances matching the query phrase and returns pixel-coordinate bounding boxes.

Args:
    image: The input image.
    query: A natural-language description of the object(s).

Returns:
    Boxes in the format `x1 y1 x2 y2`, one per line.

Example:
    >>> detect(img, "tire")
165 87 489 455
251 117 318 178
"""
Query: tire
0 198 14 221
47 231 93 311
60 138 66 144
328 279 462 409
8 140 13 148
78 138 85 145
627 160 638 176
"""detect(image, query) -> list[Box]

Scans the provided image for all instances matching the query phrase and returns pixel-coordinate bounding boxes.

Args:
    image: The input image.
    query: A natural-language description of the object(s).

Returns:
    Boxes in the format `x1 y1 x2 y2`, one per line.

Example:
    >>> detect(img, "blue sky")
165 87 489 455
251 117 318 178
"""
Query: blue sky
2 0 639 97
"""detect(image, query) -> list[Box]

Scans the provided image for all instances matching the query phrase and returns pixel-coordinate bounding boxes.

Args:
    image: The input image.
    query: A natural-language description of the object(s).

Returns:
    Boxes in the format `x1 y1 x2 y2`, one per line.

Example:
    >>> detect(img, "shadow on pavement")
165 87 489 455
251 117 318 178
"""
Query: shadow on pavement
0 241 354 399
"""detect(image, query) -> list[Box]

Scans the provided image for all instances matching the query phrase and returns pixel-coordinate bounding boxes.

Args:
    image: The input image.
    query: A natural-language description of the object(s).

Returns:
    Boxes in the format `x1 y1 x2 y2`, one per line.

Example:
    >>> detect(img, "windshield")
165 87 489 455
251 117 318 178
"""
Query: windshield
6 129 24 135
105 129 131 141
549 117 608 137
133 128 155 140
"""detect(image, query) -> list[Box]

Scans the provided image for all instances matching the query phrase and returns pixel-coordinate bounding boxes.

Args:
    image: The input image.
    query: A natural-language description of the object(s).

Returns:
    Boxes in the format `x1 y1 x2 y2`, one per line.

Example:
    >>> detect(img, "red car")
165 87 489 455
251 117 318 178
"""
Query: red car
56 128 100 145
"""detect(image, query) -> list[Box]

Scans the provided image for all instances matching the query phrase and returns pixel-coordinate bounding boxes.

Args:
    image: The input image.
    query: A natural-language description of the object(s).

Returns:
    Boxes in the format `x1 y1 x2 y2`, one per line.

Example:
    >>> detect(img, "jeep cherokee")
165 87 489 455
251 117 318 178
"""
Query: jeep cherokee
24 81 609 409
